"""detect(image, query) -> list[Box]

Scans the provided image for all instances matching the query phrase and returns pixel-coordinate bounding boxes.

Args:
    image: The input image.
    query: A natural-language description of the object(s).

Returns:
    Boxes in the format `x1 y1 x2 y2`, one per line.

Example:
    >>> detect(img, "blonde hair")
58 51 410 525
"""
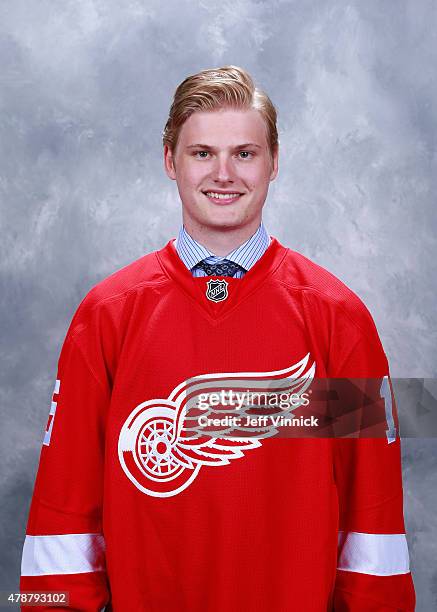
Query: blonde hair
162 65 278 162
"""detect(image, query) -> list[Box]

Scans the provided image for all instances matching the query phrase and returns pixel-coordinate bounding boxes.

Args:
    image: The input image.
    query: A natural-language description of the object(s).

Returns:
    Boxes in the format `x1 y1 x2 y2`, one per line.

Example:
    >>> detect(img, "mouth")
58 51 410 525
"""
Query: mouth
202 191 244 204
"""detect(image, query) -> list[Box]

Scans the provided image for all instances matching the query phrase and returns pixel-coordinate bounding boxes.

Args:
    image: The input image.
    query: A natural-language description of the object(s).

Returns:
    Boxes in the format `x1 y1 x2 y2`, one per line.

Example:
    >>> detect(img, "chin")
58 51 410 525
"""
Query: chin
203 215 245 229
204 207 251 225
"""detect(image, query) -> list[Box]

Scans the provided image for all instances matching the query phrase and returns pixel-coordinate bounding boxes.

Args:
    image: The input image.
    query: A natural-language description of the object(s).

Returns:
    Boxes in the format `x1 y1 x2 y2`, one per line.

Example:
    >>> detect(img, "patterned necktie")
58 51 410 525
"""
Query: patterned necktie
194 259 245 277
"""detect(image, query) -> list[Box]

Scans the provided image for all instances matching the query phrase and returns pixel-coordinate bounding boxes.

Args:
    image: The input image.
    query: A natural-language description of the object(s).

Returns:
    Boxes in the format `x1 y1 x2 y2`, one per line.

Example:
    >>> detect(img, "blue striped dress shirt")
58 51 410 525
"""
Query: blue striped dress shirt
174 222 271 278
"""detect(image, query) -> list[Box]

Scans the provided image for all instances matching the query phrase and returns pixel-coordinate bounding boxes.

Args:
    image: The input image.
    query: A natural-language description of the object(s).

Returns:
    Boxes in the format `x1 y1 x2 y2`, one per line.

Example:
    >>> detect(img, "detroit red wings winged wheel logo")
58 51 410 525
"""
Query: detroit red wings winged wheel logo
118 354 315 497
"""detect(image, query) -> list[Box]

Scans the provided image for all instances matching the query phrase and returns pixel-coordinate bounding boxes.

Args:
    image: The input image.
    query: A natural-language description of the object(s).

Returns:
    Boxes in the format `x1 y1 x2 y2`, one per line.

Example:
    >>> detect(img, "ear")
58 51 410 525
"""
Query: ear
164 144 177 180
269 143 279 181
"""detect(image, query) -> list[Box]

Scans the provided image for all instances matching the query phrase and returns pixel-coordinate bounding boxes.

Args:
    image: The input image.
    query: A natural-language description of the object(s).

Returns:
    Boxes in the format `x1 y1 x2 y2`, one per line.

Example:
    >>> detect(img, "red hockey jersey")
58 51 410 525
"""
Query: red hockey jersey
20 236 415 611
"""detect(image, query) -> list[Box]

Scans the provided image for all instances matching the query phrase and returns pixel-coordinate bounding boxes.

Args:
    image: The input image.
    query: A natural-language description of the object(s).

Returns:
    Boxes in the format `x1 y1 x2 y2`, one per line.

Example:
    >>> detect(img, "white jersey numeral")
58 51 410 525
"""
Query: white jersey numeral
380 375 397 444
43 379 60 446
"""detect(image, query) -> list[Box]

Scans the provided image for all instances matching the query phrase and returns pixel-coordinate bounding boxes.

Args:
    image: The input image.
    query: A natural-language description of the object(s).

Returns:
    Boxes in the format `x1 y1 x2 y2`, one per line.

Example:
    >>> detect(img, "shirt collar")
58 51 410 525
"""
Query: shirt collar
175 222 271 272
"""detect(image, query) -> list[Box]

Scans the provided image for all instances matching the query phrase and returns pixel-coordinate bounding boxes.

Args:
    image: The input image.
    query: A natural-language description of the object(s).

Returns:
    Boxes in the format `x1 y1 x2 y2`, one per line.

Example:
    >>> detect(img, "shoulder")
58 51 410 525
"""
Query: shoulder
276 246 379 338
87 247 168 302
274 245 388 375
66 244 171 338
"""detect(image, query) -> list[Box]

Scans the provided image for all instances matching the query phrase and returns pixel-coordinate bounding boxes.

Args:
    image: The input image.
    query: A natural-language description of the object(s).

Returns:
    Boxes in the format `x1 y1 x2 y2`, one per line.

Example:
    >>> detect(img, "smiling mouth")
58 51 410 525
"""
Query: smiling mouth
202 191 244 203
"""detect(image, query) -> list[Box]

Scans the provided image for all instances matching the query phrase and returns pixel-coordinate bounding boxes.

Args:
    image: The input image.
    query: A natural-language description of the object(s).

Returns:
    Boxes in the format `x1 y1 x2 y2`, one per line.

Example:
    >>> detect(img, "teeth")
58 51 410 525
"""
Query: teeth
205 192 241 200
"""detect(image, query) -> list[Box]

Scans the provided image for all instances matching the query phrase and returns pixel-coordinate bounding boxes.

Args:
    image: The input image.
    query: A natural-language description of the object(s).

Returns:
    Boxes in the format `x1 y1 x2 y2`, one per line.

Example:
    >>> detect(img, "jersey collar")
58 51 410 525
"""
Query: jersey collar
156 235 288 323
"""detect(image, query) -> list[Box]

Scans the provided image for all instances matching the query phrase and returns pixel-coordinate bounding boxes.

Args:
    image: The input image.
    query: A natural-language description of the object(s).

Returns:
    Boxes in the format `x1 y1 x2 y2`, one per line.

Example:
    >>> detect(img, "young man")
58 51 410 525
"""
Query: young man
21 66 415 610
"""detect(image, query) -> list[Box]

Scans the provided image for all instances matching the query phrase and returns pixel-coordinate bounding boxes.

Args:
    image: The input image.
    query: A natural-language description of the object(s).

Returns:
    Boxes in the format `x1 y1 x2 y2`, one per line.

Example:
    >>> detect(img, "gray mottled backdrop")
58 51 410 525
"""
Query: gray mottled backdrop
1 0 436 609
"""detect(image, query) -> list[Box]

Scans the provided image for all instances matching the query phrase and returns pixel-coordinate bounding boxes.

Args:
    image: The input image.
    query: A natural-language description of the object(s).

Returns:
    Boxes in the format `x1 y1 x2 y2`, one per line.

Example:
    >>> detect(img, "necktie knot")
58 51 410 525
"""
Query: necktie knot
194 259 245 278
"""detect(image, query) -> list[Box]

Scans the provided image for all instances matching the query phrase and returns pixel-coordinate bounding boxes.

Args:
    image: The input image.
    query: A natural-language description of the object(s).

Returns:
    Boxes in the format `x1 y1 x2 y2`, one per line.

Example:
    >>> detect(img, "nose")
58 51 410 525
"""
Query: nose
212 153 234 184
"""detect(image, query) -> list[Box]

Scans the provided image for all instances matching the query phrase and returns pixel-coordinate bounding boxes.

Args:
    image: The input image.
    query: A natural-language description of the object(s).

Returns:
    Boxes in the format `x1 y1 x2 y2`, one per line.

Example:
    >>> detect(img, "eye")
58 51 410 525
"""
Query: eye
193 151 210 159
238 151 254 159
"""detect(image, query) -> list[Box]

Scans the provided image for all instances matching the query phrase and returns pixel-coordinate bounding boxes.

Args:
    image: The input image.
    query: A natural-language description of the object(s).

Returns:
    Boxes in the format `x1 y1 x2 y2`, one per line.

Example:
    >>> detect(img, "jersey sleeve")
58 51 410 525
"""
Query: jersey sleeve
329 307 416 611
20 315 111 611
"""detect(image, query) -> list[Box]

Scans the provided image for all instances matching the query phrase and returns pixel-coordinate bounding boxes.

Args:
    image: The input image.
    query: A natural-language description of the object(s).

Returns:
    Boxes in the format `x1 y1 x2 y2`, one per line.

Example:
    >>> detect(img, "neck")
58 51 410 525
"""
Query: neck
182 217 262 257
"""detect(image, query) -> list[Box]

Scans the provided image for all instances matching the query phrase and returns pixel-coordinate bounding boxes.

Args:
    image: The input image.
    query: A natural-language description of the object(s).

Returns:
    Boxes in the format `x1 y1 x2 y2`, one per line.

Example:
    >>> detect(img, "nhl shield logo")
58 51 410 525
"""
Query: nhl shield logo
206 279 228 302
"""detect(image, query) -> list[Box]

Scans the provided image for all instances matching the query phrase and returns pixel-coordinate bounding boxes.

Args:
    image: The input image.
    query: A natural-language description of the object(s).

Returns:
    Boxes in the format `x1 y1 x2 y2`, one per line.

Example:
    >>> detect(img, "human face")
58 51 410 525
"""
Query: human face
164 108 278 235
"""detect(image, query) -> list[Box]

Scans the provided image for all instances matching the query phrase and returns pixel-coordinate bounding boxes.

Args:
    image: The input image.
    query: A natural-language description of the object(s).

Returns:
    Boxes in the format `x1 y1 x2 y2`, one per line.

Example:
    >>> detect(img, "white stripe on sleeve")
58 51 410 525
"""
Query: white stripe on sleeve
21 533 106 576
337 531 410 576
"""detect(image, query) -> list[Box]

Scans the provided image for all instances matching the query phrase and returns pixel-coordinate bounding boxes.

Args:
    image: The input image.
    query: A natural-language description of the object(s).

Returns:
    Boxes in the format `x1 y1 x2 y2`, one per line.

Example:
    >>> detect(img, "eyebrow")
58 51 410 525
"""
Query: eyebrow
185 143 262 150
